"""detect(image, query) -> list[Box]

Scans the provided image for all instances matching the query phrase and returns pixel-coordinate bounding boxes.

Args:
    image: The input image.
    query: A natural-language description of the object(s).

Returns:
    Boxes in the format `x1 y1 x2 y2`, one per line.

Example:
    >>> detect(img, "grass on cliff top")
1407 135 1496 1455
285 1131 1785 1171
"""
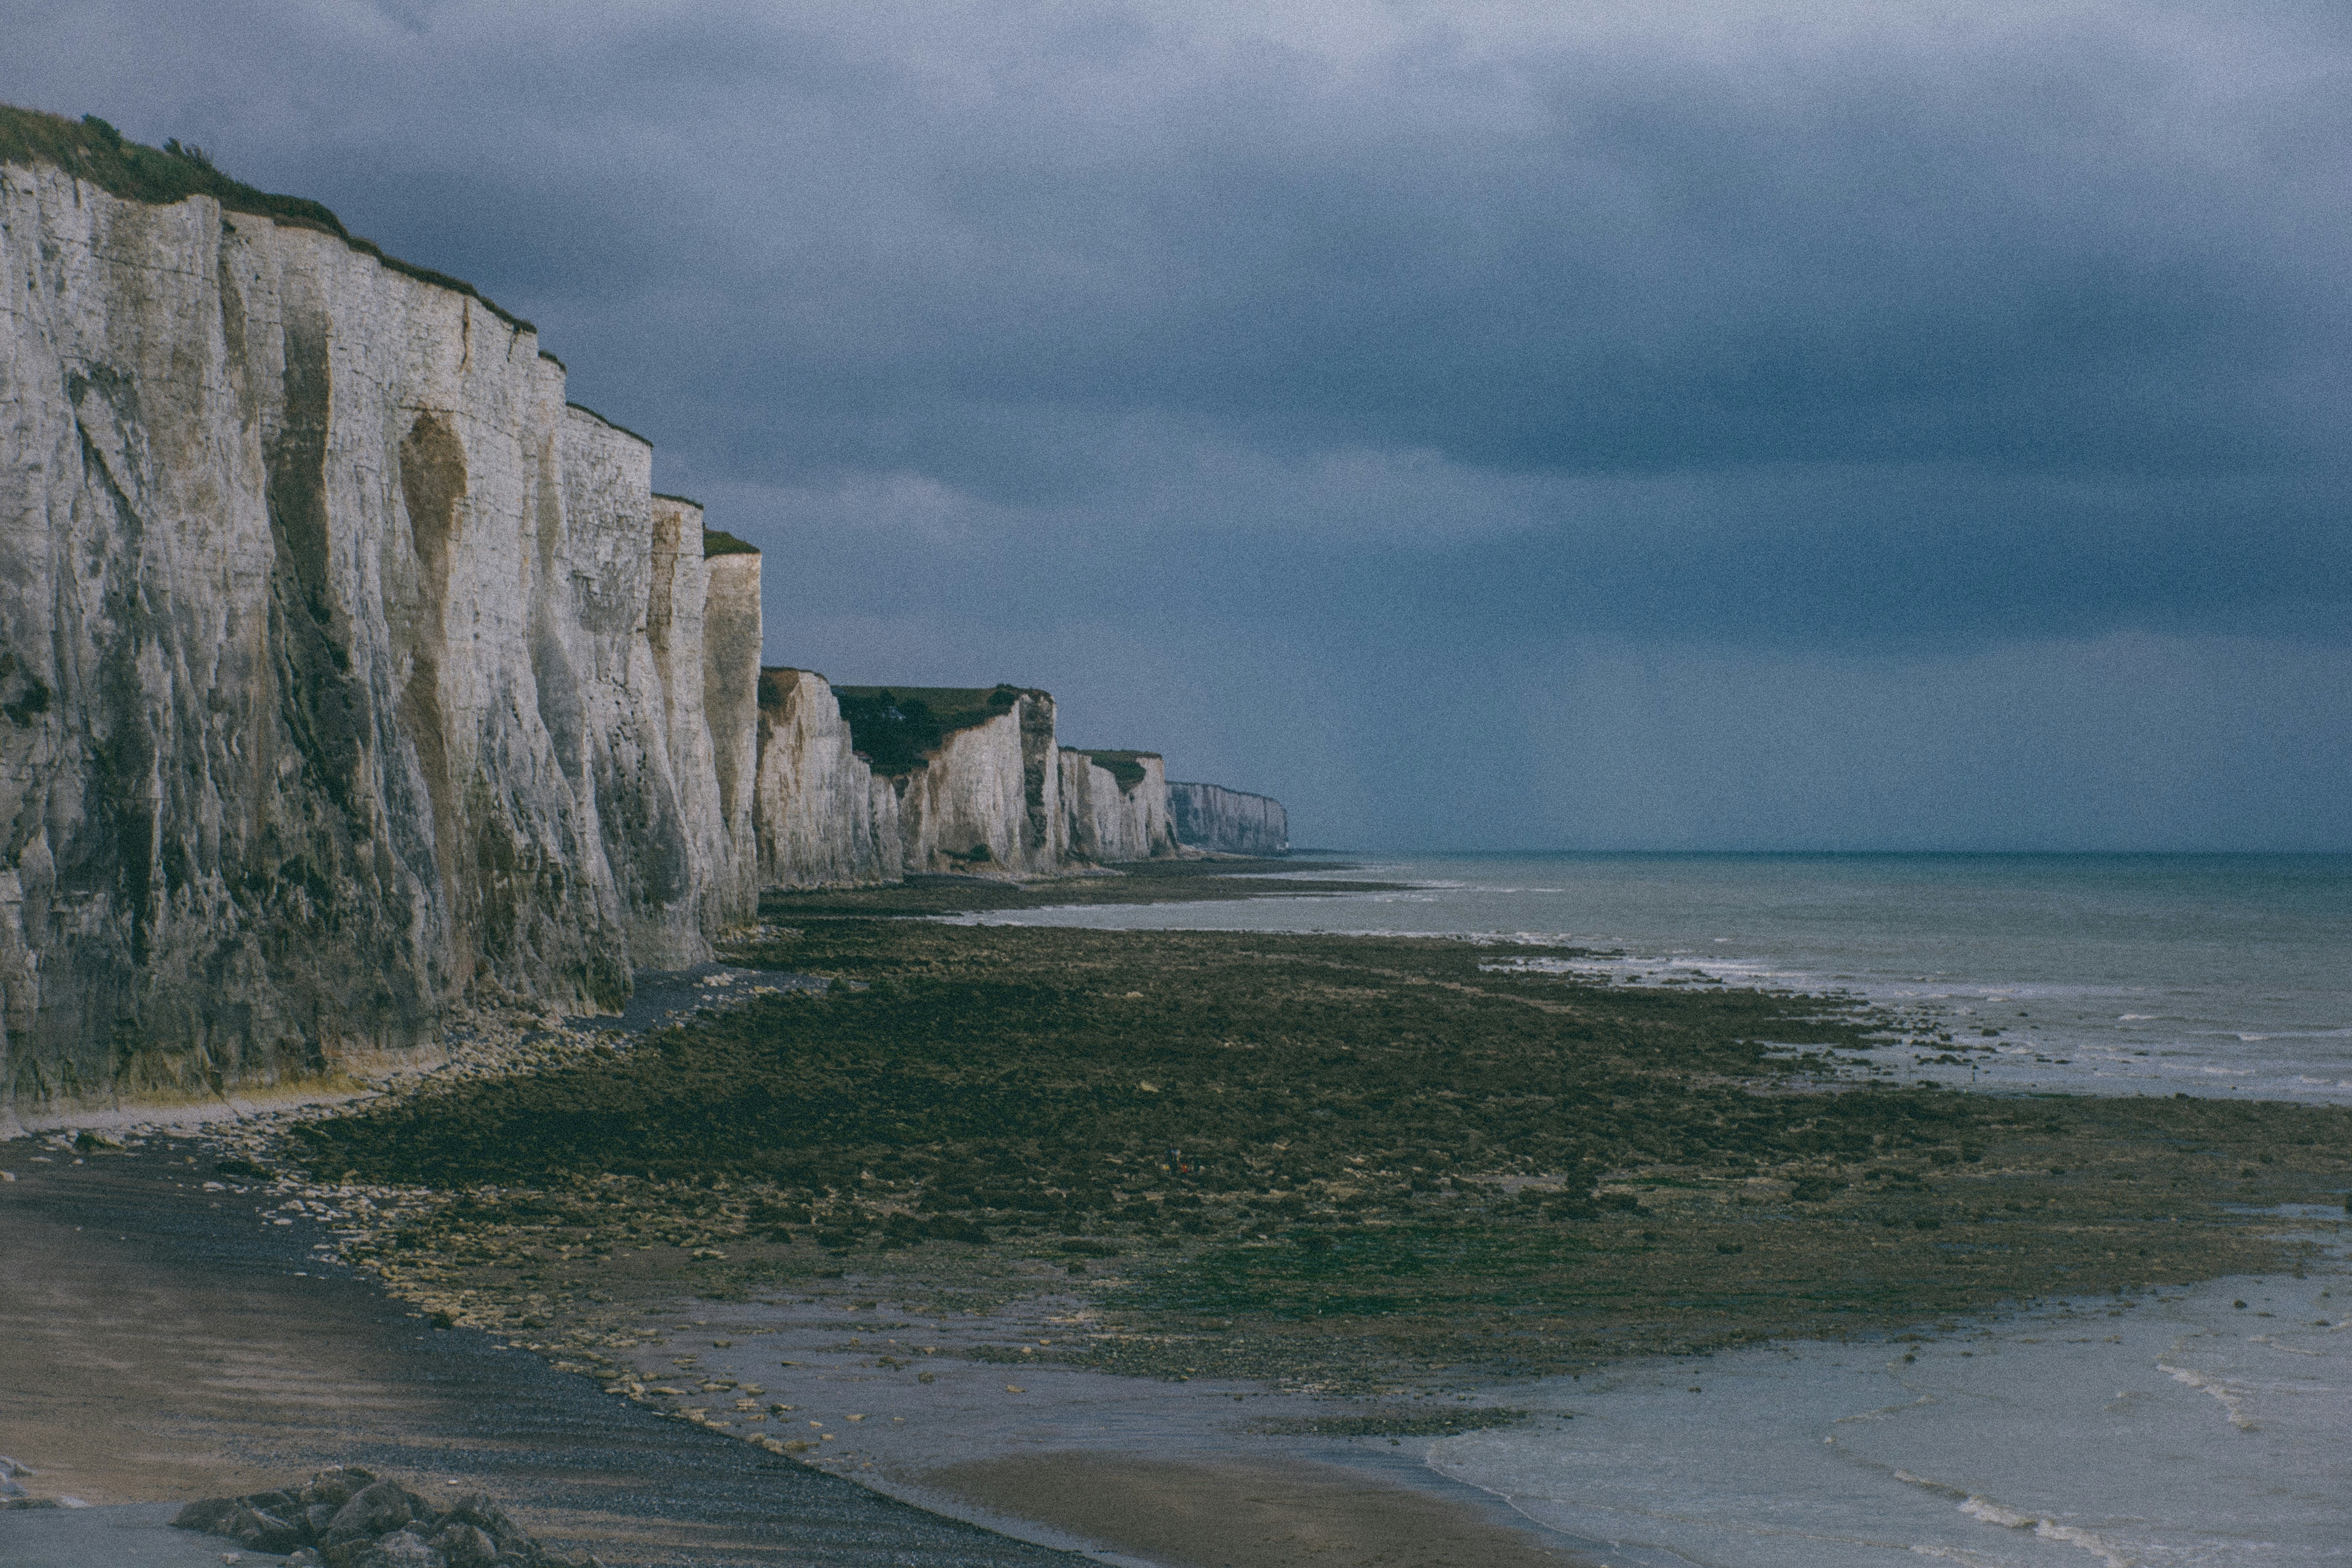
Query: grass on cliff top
293 919 2352 1388
700 528 759 557
1072 749 1160 792
0 102 532 331
828 684 1035 775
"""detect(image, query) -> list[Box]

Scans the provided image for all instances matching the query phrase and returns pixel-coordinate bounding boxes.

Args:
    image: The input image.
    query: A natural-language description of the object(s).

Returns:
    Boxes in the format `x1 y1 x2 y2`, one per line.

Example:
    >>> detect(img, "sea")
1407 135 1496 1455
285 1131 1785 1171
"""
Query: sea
959 852 2352 1568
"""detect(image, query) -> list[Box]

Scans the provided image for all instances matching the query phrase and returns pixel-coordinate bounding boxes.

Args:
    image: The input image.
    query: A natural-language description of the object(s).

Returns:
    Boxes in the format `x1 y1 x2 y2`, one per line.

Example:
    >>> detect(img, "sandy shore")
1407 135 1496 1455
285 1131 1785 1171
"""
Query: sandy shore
0 1141 1081 1566
0 1137 1596 1567
927 1452 1592 1568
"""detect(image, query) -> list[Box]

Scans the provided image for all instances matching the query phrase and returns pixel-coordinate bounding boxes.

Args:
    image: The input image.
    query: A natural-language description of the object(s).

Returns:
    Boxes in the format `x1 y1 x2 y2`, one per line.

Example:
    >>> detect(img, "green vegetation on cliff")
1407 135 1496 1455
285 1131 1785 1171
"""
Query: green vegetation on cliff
831 684 1031 775
1073 749 1159 791
699 527 759 557
0 101 531 330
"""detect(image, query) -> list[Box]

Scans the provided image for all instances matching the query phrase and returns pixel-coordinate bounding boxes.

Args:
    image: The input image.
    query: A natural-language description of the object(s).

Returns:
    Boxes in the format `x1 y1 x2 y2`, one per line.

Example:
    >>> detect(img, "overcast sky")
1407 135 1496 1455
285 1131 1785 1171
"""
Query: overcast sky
10 1 2350 849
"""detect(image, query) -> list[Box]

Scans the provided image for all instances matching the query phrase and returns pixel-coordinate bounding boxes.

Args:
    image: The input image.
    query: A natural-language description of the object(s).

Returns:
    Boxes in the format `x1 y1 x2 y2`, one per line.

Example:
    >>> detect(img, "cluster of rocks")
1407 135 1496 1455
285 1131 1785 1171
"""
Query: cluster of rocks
173 1468 602 1568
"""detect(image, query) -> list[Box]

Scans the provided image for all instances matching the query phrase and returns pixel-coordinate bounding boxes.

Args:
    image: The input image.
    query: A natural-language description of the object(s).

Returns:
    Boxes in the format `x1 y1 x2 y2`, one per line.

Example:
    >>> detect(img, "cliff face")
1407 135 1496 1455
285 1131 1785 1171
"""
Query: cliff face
752 687 1196 882
0 155 755 1112
0 111 1289 1114
639 496 761 943
750 669 901 888
699 531 763 916
1169 782 1290 856
1061 750 1178 863
888 691 1065 875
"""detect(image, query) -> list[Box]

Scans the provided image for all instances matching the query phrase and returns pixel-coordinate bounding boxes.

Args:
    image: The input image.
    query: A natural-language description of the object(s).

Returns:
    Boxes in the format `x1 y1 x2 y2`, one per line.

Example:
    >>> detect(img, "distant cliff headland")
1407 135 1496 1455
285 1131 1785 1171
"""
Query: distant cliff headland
0 106 1285 1116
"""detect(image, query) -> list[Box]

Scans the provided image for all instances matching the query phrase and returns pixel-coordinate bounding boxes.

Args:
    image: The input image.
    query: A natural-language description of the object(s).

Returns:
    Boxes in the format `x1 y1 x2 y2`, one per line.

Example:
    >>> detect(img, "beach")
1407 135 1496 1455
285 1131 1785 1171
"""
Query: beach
6 856 2347 1565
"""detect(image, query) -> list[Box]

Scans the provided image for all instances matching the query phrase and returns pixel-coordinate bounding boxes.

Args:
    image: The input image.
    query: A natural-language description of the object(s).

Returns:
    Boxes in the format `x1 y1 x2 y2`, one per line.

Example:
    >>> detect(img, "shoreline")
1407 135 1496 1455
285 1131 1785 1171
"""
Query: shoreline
0 1140 1086 1566
9 861 2349 1564
5 1136 2332 1567
0 1131 1600 1568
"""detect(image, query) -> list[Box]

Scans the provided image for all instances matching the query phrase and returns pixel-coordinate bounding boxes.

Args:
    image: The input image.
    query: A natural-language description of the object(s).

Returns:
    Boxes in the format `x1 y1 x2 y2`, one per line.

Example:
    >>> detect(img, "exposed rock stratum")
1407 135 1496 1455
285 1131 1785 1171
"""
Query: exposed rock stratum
0 109 1282 1116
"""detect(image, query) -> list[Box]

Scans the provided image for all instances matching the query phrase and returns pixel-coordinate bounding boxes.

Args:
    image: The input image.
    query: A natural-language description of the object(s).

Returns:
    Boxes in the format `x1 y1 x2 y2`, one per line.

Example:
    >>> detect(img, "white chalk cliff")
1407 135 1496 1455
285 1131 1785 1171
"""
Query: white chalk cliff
1168 782 1290 856
0 110 1283 1113
757 682 1093 881
750 669 901 888
1061 750 1180 863
0 136 756 1110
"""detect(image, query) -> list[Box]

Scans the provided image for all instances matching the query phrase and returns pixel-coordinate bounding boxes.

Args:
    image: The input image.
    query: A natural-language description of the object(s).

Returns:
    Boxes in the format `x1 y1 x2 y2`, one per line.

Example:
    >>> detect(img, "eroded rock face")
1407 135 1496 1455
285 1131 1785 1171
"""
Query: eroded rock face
890 692 1066 875
751 668 902 888
1168 782 1289 855
1060 750 1178 863
0 136 1288 1117
751 677 1076 882
0 162 757 1113
699 541 762 916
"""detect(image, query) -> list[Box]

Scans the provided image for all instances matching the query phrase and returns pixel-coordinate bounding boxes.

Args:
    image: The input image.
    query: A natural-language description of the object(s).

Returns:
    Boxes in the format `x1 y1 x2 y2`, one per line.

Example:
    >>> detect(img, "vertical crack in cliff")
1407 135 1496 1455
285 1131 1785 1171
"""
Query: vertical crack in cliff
263 311 366 820
67 367 159 1033
395 410 471 990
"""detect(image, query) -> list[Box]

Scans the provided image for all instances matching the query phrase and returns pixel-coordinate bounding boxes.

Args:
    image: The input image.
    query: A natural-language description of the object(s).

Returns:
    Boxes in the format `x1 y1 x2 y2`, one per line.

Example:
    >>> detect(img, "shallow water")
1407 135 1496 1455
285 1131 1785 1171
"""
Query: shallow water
969 852 2352 1103
1435 1217 2349 1568
967 852 2352 1561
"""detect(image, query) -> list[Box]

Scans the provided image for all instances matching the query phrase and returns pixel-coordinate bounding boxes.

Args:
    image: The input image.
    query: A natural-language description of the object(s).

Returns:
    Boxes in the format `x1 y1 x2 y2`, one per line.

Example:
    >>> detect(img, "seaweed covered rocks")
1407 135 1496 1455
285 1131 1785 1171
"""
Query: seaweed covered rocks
172 1469 599 1568
288 921 2352 1389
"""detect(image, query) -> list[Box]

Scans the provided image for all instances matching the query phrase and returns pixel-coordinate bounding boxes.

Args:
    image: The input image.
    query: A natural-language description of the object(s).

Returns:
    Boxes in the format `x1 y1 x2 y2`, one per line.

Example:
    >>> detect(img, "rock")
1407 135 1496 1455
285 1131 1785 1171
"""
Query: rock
228 1500 309 1554
877 687 1066 875
0 110 1228 1119
303 1467 377 1510
172 1497 241 1534
328 1480 428 1541
0 143 760 1114
428 1522 499 1568
1167 782 1288 855
435 1493 528 1552
351 1528 445 1568
1060 751 1179 863
751 670 902 888
172 1468 573 1568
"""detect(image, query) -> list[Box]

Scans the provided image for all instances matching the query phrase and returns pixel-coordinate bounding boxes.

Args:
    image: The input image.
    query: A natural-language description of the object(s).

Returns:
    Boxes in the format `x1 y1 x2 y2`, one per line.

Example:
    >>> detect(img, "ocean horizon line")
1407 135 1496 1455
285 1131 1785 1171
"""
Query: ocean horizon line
1296 845 2352 861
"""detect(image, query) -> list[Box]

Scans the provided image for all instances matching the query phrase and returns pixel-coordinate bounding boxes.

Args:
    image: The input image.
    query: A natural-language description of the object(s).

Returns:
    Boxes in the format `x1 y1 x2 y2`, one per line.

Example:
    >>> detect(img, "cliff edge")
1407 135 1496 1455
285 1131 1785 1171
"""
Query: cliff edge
0 105 1290 1117
1168 782 1289 856
0 109 757 1115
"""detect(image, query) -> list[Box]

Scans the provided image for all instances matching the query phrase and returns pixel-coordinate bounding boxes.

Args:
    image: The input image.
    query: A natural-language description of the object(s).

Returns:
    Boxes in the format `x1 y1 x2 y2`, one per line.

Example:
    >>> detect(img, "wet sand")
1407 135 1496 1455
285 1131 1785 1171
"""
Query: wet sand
0 1143 1080 1566
575 1283 1592 1566
928 1451 1594 1568
0 1133 1590 1568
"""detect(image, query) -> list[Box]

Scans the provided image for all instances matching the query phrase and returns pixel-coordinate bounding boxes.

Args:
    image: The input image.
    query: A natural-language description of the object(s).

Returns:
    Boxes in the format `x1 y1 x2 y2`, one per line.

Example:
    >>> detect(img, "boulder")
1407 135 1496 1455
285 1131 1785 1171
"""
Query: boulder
172 1469 594 1568
228 1500 310 1554
352 1528 446 1568
429 1521 500 1568
328 1480 430 1542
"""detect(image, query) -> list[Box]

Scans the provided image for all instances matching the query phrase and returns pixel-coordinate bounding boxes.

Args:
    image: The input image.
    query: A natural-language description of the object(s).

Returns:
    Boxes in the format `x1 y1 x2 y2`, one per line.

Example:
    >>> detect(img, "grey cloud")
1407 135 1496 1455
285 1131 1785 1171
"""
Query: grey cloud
7 2 2349 845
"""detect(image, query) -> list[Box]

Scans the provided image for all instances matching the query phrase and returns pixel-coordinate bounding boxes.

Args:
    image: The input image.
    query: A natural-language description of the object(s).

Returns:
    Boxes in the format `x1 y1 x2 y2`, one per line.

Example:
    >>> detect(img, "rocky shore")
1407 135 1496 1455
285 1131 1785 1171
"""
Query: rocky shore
173 1468 596 1568
10 861 2347 1565
283 888 2348 1396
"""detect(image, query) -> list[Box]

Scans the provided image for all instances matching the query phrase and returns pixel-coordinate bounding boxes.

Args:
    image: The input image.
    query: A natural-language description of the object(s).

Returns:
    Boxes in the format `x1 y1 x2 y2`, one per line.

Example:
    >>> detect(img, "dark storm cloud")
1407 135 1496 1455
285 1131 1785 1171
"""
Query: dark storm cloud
7 2 2348 844
23 7 2351 571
